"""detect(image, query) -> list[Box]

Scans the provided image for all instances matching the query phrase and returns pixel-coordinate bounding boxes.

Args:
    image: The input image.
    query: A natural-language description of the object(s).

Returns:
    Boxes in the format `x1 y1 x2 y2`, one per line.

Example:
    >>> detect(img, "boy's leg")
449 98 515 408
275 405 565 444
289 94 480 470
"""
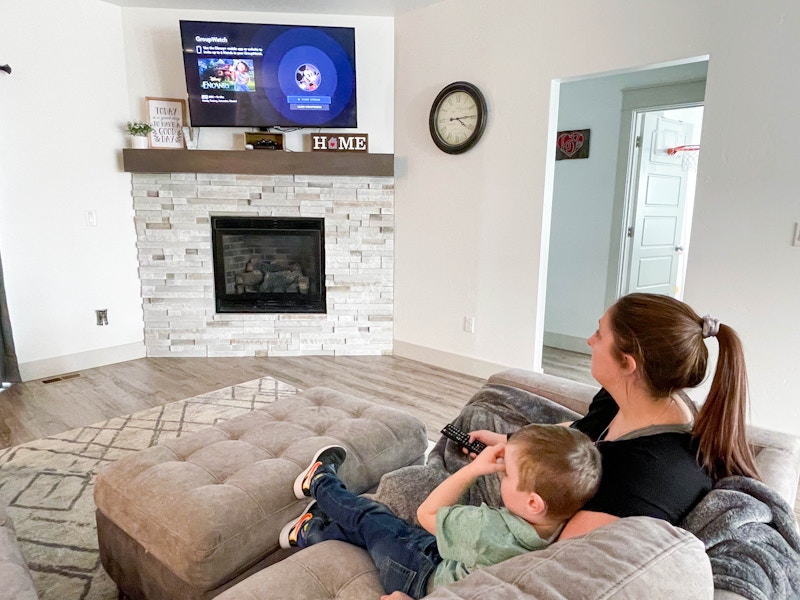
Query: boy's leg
310 473 441 599
288 445 440 598
294 445 348 499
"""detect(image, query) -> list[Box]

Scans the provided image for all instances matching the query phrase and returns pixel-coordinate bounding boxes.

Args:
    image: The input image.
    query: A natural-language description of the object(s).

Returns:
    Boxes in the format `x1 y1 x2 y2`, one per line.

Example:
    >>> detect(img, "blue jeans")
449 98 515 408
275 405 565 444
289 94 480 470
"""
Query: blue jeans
305 473 442 599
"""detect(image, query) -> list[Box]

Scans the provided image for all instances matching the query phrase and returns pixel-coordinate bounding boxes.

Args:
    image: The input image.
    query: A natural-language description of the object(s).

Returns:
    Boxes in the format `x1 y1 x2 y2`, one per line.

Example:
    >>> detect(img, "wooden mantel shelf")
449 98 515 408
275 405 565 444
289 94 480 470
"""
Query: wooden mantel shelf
122 149 394 177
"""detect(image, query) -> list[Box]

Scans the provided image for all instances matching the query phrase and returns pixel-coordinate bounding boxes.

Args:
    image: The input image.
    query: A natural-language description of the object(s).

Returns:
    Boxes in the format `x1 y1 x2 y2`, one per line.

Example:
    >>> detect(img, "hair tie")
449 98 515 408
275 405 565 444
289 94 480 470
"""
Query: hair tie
701 315 720 338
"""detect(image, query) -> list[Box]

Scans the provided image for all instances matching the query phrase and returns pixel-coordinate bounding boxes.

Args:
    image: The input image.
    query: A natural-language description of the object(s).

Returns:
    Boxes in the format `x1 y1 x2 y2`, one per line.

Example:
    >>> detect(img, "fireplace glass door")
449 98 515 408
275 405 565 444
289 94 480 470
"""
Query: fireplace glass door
211 216 326 313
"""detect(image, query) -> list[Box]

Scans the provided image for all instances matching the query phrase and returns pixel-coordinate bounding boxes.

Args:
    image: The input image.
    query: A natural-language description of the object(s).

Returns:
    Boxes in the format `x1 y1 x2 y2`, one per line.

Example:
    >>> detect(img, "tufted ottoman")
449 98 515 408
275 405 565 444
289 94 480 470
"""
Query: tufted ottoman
93 386 428 600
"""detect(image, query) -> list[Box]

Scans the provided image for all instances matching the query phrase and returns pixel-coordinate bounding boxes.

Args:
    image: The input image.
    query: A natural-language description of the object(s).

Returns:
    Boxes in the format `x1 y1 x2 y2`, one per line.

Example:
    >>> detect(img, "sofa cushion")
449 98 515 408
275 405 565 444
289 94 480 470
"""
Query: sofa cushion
747 425 800 507
425 517 713 599
214 540 384 600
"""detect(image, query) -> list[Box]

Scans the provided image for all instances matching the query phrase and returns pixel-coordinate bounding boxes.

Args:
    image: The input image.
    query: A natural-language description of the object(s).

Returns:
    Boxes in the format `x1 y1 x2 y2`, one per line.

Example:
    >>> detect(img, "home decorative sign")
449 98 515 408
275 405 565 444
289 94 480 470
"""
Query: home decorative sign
310 133 369 152
146 97 186 149
555 129 590 160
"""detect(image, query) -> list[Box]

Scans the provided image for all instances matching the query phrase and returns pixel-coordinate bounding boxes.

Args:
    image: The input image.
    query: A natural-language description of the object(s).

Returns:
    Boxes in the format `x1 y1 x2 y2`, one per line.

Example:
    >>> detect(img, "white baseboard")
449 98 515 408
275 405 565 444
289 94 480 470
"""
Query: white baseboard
543 332 591 355
18 342 146 382
392 339 515 380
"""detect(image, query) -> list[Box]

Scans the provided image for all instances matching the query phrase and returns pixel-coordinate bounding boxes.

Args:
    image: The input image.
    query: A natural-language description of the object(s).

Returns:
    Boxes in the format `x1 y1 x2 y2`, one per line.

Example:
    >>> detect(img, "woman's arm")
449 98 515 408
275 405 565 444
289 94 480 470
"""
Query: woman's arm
558 509 619 540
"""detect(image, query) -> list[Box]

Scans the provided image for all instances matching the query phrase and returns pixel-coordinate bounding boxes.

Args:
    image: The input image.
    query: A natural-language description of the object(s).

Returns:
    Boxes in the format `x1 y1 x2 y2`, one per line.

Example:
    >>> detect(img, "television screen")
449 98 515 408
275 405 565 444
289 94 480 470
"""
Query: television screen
179 21 357 128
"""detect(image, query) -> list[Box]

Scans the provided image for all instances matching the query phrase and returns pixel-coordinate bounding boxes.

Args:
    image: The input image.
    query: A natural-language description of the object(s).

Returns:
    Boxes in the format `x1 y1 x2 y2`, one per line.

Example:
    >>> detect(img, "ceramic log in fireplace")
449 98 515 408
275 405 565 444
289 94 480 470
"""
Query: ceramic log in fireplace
211 216 326 314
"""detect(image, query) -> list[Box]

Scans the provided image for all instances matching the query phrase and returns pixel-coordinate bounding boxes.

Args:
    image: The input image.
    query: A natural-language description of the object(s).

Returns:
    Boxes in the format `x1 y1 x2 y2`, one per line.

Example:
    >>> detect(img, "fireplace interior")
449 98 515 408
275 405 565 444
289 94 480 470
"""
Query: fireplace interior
211 216 326 314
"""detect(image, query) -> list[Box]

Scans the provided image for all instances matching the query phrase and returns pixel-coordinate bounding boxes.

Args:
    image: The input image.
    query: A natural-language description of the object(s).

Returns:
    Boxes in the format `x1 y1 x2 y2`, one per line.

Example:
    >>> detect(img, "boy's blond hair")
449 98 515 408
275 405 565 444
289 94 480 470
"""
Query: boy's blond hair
508 424 601 521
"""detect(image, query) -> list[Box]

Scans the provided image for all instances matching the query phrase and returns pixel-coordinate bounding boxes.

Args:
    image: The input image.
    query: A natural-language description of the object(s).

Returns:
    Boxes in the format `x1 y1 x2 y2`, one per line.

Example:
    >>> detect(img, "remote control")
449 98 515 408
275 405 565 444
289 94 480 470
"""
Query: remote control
440 423 487 455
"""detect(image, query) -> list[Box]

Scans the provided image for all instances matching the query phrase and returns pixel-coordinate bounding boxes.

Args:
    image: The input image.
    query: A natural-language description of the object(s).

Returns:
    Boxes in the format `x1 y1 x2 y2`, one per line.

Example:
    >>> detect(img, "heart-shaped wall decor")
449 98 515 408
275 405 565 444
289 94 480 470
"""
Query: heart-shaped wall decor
557 131 585 157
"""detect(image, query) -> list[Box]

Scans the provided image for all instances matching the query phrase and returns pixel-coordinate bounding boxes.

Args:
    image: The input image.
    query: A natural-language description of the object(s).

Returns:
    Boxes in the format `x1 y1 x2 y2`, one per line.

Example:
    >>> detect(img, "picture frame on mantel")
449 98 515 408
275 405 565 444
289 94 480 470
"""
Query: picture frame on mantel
145 97 186 149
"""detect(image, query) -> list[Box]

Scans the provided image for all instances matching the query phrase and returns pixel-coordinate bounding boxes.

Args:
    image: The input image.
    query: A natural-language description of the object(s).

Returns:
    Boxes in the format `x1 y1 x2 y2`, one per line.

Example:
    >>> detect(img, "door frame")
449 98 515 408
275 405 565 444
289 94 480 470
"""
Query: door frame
605 80 706 308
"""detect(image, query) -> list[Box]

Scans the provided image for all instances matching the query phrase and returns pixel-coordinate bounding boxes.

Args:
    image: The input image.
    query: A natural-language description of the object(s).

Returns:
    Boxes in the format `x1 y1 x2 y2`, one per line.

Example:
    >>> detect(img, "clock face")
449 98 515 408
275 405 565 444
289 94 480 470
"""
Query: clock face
429 82 487 154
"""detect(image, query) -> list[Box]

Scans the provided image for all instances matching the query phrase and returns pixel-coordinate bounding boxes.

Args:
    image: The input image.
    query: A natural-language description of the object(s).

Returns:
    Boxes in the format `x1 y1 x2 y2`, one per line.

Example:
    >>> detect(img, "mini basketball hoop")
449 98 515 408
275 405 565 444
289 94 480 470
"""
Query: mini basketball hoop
666 144 700 172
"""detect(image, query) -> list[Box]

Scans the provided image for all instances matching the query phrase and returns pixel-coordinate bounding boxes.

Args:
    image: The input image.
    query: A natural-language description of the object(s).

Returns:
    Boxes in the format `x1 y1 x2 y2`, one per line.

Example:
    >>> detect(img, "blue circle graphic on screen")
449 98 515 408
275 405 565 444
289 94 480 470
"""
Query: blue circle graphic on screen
259 28 355 127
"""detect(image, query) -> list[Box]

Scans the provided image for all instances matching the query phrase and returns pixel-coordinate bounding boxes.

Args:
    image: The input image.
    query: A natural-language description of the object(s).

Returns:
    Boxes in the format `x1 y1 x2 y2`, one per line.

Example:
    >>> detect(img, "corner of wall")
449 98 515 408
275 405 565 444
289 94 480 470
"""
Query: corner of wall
392 339 516 380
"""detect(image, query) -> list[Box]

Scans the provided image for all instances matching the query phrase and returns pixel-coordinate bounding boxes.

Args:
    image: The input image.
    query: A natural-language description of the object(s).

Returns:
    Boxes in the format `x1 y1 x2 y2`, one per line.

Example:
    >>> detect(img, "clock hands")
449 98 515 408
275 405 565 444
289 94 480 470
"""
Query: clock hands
450 115 477 129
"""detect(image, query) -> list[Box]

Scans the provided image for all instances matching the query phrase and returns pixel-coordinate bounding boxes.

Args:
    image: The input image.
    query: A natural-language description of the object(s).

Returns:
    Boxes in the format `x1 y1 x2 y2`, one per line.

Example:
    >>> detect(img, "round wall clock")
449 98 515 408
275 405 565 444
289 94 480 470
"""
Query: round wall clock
429 81 487 154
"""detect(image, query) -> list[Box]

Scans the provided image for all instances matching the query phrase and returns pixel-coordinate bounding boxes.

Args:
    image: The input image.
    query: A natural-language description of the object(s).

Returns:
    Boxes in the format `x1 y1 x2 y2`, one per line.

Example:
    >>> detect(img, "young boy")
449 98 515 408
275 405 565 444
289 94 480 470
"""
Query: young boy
279 424 601 599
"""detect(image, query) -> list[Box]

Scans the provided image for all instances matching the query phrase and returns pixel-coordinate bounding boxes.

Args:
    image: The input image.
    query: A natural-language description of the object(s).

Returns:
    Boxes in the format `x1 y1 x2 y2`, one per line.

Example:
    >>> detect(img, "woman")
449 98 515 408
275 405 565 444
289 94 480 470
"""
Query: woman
472 293 760 539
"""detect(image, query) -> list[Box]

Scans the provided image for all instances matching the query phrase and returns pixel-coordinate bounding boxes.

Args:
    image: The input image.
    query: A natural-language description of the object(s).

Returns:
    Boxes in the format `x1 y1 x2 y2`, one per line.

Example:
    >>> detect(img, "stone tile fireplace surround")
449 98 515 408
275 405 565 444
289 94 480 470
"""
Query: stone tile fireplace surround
129 150 394 357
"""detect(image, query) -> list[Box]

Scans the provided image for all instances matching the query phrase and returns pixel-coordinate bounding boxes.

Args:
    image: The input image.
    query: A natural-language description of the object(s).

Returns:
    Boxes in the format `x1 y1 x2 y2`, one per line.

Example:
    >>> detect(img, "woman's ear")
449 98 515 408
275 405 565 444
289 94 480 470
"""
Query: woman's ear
620 352 638 376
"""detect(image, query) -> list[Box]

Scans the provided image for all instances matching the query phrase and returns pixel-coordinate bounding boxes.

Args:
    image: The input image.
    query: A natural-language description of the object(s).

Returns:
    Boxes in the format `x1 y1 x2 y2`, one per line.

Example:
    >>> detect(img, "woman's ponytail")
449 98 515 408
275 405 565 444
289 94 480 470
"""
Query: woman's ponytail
693 323 760 481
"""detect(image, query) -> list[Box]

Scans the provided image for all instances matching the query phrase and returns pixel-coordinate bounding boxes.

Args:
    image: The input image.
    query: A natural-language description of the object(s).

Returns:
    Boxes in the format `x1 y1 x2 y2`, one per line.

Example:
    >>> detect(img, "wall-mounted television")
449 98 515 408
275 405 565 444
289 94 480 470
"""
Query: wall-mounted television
179 20 357 128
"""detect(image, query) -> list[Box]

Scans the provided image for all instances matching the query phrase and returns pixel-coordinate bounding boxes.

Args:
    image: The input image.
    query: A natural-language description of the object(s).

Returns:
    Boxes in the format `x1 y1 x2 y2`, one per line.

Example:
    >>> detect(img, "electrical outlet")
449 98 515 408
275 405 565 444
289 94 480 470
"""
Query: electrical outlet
85 210 97 227
463 316 475 334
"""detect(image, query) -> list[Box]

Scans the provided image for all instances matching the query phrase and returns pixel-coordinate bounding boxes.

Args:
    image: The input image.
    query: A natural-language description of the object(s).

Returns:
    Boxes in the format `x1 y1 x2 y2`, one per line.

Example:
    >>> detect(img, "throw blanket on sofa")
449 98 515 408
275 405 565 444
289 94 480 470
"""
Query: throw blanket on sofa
372 384 581 520
681 476 800 600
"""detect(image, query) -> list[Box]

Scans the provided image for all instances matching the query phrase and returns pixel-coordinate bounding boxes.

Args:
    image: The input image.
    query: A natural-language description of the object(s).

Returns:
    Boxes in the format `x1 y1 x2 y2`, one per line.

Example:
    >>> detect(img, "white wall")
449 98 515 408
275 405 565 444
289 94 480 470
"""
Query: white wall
0 0 145 379
1 2 393 380
393 0 800 435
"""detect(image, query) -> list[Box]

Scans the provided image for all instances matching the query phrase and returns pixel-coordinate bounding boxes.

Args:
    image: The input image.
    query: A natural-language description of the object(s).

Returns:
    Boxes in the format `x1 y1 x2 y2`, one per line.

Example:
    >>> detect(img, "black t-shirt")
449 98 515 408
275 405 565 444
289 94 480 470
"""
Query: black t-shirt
571 389 712 524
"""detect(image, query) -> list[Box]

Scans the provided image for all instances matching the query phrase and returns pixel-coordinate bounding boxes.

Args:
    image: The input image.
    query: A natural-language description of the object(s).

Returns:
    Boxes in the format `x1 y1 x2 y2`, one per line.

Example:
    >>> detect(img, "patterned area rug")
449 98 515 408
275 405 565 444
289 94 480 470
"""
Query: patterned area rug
0 377 299 600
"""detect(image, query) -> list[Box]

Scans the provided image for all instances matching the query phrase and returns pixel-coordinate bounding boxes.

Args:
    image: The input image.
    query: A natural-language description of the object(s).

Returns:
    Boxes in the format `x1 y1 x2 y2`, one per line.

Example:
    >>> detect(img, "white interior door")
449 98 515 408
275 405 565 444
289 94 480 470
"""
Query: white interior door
624 112 693 297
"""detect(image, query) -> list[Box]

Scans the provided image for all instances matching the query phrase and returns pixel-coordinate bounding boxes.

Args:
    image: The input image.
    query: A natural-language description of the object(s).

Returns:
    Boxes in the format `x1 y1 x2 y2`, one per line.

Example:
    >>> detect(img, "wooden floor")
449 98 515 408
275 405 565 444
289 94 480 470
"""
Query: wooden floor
0 348 594 449
0 355 487 449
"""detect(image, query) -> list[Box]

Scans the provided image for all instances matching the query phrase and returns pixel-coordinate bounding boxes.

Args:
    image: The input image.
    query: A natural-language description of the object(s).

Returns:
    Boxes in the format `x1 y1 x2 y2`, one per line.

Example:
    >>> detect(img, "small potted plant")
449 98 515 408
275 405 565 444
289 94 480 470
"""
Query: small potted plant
126 121 153 148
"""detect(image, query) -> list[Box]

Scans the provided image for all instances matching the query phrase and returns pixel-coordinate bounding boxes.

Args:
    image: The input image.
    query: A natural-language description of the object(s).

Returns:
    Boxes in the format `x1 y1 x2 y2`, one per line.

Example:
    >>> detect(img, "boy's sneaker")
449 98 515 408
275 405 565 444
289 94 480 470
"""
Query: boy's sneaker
278 500 322 549
293 445 347 499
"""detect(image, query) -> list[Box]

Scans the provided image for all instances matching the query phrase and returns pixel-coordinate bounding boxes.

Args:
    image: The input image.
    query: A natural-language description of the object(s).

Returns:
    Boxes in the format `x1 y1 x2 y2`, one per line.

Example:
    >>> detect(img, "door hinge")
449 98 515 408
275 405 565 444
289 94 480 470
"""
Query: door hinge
627 226 633 238
635 136 642 148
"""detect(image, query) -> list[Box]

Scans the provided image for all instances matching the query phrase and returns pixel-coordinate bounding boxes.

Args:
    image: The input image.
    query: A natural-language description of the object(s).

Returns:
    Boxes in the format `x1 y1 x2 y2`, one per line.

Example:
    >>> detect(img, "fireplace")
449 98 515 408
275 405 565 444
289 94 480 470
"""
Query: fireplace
211 216 326 314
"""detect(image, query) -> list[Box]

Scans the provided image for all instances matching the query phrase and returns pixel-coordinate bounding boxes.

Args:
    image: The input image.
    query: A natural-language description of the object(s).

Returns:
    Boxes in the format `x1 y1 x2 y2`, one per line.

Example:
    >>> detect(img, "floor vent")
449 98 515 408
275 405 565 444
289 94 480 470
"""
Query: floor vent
41 373 82 384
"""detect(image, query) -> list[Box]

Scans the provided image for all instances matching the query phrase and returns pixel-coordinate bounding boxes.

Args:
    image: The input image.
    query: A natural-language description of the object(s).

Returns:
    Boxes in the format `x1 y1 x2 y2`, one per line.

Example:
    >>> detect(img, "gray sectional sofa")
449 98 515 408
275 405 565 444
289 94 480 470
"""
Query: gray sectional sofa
216 369 800 600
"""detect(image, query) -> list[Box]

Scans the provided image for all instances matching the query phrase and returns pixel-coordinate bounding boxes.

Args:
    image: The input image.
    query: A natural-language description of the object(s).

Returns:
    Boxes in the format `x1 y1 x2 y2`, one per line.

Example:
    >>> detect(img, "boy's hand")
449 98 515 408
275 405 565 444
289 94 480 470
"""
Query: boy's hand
463 442 506 477
417 441 506 534
463 430 507 457
381 592 412 600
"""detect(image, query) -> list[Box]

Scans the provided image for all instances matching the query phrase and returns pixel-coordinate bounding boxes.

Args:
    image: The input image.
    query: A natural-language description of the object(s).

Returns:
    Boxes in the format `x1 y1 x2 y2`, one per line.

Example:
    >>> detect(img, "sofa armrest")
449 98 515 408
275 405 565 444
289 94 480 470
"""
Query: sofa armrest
487 368 598 416
425 517 713 600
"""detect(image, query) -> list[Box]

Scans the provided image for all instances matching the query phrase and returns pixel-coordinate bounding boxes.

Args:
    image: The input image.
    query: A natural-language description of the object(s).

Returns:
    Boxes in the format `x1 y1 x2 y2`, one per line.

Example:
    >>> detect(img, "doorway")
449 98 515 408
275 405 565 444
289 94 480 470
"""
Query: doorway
542 59 708 358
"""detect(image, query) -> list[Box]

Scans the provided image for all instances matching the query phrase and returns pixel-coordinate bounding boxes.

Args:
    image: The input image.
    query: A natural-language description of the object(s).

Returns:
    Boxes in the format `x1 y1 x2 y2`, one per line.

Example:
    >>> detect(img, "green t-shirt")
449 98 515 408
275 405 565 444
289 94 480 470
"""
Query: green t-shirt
432 502 552 590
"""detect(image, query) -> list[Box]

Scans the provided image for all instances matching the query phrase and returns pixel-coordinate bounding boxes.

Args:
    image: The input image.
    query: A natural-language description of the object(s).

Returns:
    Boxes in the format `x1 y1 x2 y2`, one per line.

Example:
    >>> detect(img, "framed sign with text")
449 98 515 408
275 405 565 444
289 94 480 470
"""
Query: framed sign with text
146 97 186 149
310 133 369 152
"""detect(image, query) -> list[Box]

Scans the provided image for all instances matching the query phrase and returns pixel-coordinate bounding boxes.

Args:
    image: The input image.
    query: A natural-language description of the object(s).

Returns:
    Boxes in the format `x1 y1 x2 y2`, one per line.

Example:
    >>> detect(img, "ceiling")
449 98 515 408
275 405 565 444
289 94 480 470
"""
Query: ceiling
99 0 444 17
